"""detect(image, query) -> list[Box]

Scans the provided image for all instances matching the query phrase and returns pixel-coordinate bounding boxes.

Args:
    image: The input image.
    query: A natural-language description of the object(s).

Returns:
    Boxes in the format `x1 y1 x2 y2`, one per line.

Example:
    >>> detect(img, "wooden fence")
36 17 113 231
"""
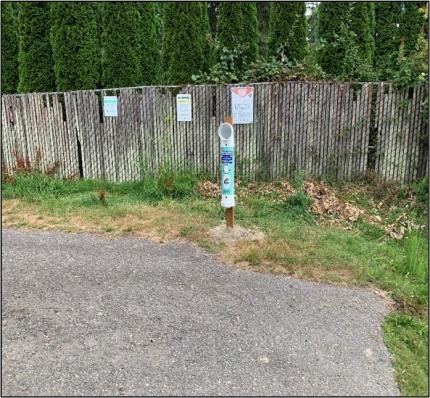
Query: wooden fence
1 82 428 184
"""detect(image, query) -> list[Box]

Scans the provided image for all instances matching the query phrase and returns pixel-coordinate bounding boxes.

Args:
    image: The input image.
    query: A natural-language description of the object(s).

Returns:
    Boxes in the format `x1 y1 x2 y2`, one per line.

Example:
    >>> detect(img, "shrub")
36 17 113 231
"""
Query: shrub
193 45 251 84
193 45 326 84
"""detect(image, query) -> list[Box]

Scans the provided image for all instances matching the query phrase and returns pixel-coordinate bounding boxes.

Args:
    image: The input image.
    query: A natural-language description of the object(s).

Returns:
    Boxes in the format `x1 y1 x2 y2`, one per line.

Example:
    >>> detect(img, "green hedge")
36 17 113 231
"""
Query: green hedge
17 2 55 93
1 2 18 93
268 2 307 62
50 2 100 91
161 2 211 84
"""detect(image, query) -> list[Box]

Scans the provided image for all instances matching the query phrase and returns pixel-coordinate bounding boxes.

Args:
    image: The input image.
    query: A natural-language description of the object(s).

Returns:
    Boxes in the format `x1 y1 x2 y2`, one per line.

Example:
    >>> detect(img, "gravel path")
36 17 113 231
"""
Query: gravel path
2 228 399 396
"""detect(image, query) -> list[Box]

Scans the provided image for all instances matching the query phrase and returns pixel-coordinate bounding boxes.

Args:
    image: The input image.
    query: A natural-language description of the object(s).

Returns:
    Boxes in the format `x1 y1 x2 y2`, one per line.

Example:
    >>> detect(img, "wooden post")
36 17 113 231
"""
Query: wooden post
226 207 234 228
224 115 233 125
224 115 234 229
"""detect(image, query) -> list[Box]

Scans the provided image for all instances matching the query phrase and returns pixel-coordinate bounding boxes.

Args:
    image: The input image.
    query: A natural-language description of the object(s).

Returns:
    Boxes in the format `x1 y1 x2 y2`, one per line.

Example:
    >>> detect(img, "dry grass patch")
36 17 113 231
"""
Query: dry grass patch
2 199 213 243
0 198 376 286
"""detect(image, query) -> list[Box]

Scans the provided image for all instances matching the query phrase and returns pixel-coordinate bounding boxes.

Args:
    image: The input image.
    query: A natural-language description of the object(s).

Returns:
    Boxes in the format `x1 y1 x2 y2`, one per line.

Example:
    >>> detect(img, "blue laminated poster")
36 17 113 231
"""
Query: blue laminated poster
104 96 118 117
221 147 234 196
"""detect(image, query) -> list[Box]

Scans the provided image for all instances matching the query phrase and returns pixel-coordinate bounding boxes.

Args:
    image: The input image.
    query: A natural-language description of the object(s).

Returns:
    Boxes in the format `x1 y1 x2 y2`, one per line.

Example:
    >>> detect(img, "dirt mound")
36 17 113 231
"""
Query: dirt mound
209 225 265 244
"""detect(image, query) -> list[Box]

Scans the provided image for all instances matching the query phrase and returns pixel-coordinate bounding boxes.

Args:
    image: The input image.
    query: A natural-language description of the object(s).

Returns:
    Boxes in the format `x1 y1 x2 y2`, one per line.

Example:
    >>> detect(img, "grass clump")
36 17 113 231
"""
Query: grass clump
283 191 312 216
2 172 111 201
411 177 428 210
282 170 313 219
399 230 428 282
2 163 199 205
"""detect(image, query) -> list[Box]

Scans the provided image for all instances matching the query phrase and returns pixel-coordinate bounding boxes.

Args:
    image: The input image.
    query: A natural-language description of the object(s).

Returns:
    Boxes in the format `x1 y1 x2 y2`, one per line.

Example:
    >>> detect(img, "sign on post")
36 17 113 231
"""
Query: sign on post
218 121 235 210
103 96 118 117
176 93 192 121
231 86 254 124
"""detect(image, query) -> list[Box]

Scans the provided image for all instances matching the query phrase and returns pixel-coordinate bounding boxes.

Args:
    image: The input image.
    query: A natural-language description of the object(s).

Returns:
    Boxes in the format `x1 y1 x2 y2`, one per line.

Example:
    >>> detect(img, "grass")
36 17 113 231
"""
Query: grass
383 314 429 396
2 170 428 396
401 231 428 281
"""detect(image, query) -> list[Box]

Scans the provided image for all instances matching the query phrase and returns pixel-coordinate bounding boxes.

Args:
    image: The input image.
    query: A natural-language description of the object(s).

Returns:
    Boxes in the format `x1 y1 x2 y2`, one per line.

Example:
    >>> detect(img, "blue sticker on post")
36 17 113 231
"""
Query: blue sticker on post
221 147 234 196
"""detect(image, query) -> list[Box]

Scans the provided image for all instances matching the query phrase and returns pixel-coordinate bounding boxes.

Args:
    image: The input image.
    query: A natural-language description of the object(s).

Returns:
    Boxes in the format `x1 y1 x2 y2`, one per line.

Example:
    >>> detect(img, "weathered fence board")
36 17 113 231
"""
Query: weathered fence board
2 82 428 184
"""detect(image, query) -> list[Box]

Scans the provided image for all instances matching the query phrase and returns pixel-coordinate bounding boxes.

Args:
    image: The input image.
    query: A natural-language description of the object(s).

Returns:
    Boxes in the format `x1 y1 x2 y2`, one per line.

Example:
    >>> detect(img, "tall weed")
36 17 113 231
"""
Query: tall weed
399 231 428 282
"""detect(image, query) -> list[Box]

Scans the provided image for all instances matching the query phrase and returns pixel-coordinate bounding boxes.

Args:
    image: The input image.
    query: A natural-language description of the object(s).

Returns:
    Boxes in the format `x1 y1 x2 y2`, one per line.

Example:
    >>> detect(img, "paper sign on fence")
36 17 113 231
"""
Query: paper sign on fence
231 86 254 124
104 96 118 117
177 94 192 121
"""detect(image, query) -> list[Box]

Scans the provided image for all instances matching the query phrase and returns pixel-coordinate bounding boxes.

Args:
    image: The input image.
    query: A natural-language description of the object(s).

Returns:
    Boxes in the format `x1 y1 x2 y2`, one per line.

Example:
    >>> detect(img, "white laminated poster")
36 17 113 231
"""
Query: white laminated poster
177 93 192 121
104 96 118 117
231 86 254 124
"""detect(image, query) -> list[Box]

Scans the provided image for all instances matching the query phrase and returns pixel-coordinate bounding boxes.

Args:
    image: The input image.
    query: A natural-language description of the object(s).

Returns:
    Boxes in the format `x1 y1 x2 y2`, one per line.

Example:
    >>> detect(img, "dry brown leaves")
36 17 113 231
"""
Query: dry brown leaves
196 179 423 240
196 181 220 198
243 180 294 200
385 213 426 240
197 179 295 201
304 181 363 223
198 179 363 224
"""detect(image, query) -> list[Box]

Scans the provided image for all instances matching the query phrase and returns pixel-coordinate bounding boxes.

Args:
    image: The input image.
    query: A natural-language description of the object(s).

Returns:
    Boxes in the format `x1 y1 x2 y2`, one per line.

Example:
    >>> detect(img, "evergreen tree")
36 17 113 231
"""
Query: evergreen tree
307 3 320 45
101 2 143 88
374 2 425 80
349 2 375 67
374 2 402 78
268 2 307 62
95 2 104 89
17 2 55 93
369 1 376 56
199 2 213 72
136 2 160 84
257 2 271 58
399 2 425 54
50 2 100 91
317 2 351 77
161 2 211 84
1 2 18 93
154 2 164 44
216 2 259 71
208 1 219 37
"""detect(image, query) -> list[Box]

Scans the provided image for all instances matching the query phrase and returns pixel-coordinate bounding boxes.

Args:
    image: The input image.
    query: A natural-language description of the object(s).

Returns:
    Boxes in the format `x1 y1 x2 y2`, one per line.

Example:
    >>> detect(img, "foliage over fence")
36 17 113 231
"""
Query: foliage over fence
1 81 428 185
